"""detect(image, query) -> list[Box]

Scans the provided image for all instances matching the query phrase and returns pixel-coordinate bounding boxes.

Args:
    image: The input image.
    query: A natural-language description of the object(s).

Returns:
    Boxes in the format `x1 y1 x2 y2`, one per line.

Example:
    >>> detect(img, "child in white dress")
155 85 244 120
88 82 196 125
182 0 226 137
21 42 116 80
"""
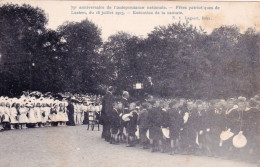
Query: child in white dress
0 102 5 130
2 102 11 129
35 103 42 127
10 103 18 129
18 104 29 129
40 103 47 127
27 104 37 127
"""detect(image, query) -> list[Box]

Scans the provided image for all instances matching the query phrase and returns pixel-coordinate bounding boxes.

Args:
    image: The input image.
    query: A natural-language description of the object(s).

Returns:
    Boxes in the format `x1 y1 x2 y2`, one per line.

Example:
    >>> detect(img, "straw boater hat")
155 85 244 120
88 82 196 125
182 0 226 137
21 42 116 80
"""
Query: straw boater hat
122 113 132 122
232 131 247 148
162 128 170 139
219 128 234 147
238 96 246 102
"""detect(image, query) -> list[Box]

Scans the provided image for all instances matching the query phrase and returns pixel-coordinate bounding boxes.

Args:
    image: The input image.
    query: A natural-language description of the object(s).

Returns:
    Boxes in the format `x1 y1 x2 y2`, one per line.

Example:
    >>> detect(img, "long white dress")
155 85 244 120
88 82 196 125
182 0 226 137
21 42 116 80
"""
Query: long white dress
27 108 37 123
10 107 18 124
34 107 42 123
18 107 29 123
49 107 59 122
44 106 51 122
2 107 11 123
40 107 46 123
56 107 64 122
0 106 4 123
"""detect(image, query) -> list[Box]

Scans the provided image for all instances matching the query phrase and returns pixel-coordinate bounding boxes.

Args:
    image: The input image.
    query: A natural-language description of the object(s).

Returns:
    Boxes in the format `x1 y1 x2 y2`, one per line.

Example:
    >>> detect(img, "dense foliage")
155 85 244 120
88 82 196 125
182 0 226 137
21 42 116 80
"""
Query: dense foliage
0 4 259 99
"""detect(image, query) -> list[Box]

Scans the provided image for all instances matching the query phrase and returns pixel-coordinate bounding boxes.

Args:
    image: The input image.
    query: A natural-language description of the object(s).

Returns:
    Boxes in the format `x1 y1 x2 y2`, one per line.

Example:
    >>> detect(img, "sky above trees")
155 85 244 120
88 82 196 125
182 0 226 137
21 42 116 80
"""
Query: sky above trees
1 1 259 41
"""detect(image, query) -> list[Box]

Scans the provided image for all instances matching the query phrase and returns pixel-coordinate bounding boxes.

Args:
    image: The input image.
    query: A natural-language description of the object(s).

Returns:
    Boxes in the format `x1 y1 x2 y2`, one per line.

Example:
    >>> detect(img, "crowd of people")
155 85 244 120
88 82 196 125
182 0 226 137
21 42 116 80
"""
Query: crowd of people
0 95 68 129
0 92 102 130
100 87 259 162
1 88 259 162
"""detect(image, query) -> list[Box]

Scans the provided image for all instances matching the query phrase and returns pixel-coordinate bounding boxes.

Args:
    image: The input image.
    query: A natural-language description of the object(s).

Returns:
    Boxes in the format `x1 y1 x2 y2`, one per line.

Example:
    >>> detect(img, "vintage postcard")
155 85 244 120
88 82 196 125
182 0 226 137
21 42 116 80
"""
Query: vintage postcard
0 1 259 167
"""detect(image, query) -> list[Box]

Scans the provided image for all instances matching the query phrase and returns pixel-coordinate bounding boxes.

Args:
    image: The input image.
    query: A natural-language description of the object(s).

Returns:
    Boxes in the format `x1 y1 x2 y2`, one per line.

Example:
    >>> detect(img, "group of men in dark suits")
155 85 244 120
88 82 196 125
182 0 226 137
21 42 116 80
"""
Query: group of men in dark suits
99 88 259 162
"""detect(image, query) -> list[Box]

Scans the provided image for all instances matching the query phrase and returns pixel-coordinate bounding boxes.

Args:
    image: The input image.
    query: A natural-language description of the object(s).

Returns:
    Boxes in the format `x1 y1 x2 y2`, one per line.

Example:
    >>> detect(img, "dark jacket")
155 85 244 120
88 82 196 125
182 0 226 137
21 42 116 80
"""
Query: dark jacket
147 107 163 140
137 109 149 129
148 107 163 128
128 110 138 136
67 102 75 126
100 92 114 125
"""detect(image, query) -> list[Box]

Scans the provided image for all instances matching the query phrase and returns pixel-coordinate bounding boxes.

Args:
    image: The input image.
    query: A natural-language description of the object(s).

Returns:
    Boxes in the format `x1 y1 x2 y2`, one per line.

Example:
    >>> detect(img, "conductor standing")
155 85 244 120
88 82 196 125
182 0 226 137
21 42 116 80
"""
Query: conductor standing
100 86 114 142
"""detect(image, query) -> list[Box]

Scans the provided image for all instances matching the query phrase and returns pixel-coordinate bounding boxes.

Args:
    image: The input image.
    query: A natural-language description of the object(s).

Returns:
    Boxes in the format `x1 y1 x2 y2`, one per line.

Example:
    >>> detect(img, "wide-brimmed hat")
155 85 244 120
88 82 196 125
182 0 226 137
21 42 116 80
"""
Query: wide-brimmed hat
238 96 246 102
233 131 247 148
220 128 234 141
162 128 170 139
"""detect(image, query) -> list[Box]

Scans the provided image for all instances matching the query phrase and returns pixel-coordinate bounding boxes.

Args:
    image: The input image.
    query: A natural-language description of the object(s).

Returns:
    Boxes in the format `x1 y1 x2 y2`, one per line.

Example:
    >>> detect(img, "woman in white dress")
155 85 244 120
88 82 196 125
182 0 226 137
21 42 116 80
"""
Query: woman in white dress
49 103 59 125
27 104 37 127
10 103 18 130
2 102 11 129
45 103 52 127
34 102 42 127
40 103 47 127
56 102 68 126
18 103 29 129
0 102 5 130
56 102 64 126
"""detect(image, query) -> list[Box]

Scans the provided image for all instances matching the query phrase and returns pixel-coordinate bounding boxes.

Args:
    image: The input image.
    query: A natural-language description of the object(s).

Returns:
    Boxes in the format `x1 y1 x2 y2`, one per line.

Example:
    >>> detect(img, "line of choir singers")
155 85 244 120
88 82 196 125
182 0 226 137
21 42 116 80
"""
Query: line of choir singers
101 92 259 162
0 96 102 130
0 96 69 129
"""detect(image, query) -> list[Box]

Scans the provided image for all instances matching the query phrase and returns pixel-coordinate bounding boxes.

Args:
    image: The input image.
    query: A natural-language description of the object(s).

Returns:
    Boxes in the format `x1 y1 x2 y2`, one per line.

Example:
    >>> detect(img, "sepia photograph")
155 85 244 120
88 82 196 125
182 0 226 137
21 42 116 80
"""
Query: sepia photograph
0 1 259 167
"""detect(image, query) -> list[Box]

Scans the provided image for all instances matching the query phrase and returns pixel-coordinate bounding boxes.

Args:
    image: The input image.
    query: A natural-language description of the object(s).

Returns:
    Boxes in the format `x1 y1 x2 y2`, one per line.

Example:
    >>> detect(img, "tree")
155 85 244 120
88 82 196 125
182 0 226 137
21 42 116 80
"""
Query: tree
0 4 48 96
101 32 145 94
144 22 207 97
57 19 103 94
